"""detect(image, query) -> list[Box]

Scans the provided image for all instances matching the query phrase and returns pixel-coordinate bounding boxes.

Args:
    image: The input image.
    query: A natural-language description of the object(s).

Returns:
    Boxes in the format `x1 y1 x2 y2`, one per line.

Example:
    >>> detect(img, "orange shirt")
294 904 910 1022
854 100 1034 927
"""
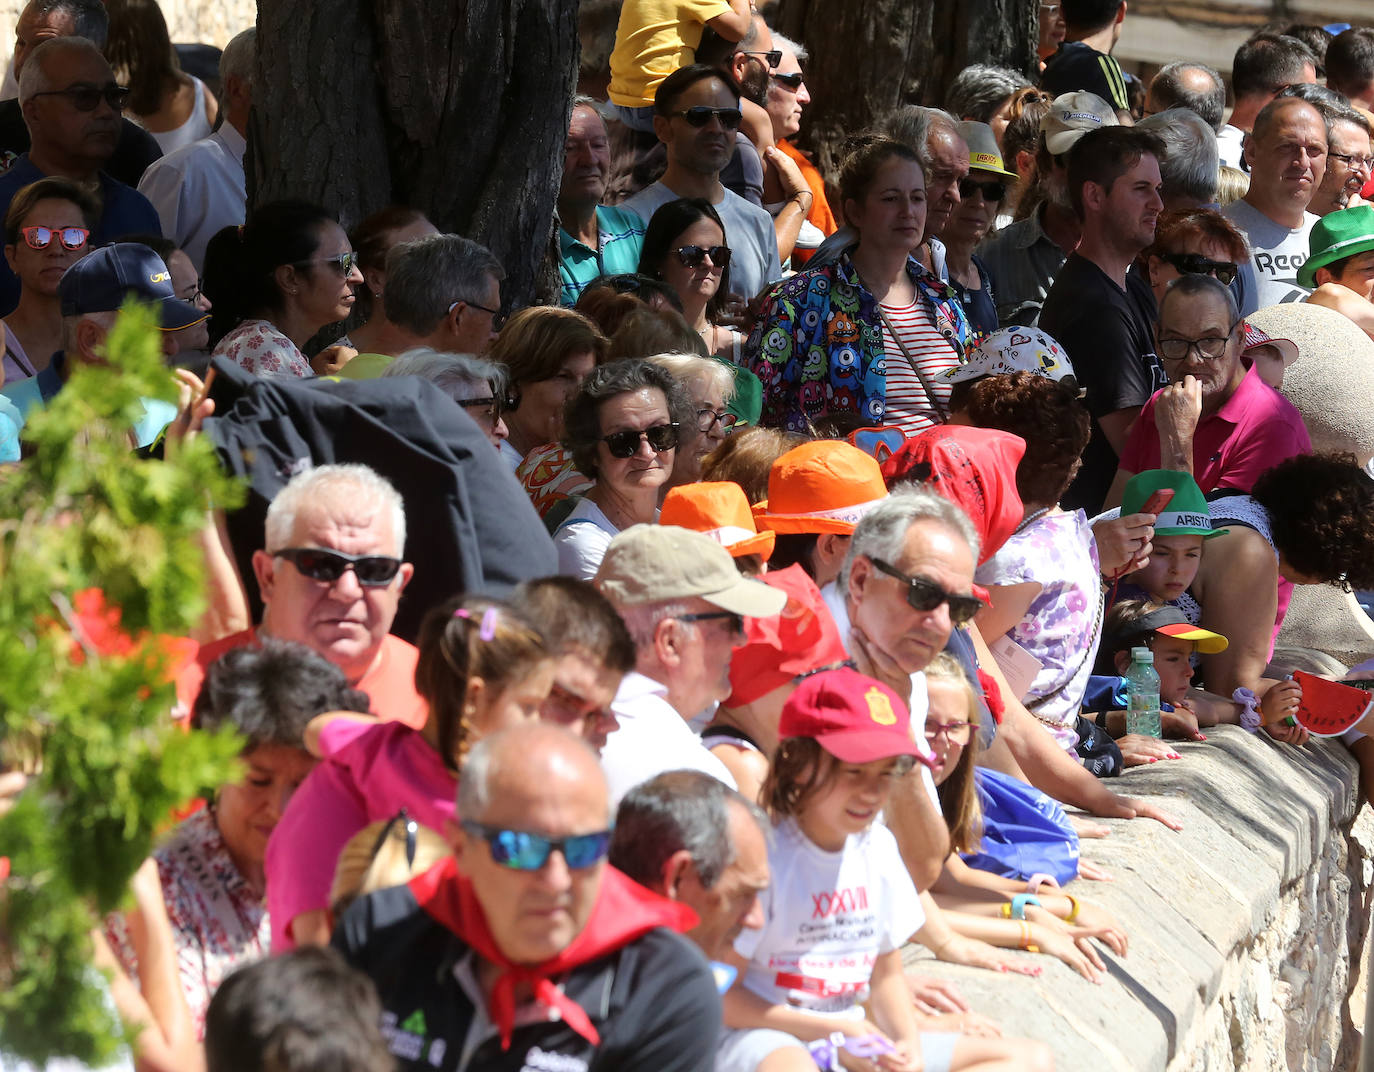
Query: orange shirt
778 138 837 267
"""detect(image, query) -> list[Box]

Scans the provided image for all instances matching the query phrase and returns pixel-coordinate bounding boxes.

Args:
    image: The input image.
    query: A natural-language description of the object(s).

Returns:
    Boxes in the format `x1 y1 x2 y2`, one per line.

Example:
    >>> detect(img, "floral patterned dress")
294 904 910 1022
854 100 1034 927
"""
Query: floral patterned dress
976 509 1103 753
211 318 313 378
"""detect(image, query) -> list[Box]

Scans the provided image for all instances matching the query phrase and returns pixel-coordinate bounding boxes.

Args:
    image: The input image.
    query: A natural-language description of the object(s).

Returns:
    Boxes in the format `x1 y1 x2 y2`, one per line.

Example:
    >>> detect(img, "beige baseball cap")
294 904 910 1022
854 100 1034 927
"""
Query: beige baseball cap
595 525 788 617
1040 92 1119 156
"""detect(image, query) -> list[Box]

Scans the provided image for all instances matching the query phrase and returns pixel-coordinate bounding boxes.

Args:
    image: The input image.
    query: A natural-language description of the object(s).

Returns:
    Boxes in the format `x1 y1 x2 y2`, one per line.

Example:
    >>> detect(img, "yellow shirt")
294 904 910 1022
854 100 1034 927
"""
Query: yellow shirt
607 0 733 108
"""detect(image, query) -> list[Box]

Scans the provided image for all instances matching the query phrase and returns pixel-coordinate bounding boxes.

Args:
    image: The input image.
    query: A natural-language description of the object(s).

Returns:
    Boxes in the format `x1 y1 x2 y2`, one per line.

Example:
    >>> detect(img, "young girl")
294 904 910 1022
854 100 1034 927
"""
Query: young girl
720 667 1052 1072
264 595 555 950
1111 470 1223 623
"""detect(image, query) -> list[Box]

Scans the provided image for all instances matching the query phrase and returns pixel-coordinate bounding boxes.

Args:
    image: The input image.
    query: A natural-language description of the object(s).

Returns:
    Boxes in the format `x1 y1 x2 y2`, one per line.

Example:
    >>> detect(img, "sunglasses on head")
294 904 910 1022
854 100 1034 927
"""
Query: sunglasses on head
674 244 731 269
672 106 743 131
868 556 985 625
20 225 89 252
958 177 1007 202
31 83 130 112
462 820 612 871
1161 252 1238 286
272 546 404 586
771 71 805 91
600 422 680 458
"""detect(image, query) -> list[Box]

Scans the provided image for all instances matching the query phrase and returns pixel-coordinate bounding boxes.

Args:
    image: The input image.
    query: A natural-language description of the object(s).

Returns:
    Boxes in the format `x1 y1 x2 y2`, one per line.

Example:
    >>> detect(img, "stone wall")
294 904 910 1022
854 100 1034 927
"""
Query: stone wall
906 728 1371 1071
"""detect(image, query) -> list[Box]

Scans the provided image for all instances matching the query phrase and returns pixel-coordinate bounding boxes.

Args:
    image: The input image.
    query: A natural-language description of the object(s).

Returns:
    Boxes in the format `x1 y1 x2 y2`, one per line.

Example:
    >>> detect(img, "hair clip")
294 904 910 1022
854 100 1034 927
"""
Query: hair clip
454 606 499 641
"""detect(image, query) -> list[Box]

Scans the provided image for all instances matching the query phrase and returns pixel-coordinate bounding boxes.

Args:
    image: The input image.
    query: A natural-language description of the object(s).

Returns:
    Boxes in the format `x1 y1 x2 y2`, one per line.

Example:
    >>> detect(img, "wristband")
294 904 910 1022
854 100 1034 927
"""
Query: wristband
1064 893 1081 924
1232 687 1261 733
1026 873 1056 894
1005 893 1041 920
1018 921 1039 953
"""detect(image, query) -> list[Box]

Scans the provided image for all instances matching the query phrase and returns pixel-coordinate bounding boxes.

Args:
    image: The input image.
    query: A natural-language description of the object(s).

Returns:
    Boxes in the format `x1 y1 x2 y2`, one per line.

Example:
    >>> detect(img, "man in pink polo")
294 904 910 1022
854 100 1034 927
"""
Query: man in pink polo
1106 273 1309 504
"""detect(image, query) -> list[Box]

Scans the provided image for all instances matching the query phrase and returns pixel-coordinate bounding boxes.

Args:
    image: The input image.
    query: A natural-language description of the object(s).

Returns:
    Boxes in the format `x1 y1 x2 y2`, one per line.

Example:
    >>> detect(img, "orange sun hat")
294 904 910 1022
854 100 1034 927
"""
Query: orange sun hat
753 441 889 535
659 481 776 559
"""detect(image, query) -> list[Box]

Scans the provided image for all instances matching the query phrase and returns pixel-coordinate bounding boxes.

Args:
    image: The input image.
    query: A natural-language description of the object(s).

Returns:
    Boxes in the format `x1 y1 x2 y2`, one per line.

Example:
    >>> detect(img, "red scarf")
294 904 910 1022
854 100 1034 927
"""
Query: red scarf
409 857 698 1051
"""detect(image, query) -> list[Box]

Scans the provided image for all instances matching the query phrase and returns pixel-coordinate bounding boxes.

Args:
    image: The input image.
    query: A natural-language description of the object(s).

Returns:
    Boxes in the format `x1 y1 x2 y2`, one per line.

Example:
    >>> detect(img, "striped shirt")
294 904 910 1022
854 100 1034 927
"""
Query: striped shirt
878 298 959 434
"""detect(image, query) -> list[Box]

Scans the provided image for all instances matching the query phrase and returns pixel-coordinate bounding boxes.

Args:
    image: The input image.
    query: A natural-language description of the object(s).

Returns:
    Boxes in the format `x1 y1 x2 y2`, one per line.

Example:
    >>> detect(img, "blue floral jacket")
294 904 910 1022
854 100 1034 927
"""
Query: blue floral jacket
743 253 970 432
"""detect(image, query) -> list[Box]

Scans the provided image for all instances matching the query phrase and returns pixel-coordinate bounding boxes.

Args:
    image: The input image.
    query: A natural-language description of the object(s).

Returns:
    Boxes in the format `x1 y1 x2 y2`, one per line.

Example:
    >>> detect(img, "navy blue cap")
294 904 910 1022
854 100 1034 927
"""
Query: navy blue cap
58 243 207 330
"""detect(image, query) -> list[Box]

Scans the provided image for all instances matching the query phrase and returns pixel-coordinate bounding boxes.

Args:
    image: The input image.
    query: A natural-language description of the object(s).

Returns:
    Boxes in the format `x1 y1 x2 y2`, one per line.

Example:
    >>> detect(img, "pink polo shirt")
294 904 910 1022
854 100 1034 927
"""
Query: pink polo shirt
1120 364 1311 494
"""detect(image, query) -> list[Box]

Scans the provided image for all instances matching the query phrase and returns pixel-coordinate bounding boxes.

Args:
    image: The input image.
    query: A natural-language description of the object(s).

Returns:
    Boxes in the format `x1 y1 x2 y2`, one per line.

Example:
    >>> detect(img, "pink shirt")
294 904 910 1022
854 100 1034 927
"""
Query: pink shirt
264 719 456 950
1120 363 1310 493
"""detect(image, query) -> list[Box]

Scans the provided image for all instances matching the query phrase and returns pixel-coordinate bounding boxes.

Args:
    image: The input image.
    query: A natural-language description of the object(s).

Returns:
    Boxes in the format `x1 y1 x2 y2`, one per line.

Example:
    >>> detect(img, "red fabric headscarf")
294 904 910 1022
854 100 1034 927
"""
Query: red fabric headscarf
879 426 1027 565
409 857 698 1051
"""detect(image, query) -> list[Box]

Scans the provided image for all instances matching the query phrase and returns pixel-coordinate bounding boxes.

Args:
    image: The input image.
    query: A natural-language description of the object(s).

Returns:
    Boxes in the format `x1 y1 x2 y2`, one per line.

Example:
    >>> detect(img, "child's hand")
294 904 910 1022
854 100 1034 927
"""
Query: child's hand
1116 733 1182 766
1162 700 1206 741
903 973 968 1014
1260 679 1302 727
1065 900 1129 957
1031 923 1105 983
877 1038 923 1072
923 935 1043 977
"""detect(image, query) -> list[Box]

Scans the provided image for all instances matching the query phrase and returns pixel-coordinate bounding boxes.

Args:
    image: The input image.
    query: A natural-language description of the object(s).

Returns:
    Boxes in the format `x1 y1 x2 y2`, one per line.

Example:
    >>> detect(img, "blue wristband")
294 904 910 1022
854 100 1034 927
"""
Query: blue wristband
1010 893 1041 920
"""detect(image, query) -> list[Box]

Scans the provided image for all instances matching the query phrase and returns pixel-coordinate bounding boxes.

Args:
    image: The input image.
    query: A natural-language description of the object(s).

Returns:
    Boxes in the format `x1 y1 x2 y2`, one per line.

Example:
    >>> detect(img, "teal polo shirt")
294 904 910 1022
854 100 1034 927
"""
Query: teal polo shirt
558 205 646 306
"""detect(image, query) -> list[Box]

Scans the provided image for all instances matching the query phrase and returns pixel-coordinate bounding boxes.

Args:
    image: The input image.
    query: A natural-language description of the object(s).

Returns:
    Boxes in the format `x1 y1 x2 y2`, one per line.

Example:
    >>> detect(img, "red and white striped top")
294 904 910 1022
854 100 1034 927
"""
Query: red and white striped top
879 298 959 434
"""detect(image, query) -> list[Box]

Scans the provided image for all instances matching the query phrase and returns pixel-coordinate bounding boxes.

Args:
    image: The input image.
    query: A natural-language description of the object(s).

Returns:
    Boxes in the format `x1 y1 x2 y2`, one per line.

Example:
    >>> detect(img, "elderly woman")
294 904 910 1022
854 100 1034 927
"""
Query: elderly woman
553 357 695 580
105 641 371 1038
645 351 736 489
381 347 512 448
746 134 970 433
945 123 1015 340
1141 208 1249 305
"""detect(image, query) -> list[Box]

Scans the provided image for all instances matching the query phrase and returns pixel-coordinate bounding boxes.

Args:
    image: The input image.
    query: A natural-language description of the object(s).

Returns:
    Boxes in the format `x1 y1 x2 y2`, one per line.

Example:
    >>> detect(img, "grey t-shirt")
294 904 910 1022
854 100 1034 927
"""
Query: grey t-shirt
1222 198 1316 315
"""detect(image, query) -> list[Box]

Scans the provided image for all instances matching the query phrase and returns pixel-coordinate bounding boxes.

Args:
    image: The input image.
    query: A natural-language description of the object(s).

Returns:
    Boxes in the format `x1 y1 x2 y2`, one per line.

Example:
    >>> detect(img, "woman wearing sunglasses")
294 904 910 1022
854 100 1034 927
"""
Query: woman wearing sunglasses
944 123 1016 341
1140 208 1249 305
638 197 746 360
203 199 363 378
554 358 695 580
1 178 97 384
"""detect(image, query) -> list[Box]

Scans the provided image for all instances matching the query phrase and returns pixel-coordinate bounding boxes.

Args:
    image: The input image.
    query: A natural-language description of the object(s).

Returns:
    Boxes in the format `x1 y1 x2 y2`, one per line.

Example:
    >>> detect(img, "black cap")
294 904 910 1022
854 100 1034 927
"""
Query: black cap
58 242 207 330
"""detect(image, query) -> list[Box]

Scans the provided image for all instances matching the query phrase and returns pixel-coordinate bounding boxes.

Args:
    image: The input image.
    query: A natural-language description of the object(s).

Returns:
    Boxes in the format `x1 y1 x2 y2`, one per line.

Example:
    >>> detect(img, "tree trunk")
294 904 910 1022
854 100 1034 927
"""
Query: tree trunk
773 0 1037 181
247 0 580 309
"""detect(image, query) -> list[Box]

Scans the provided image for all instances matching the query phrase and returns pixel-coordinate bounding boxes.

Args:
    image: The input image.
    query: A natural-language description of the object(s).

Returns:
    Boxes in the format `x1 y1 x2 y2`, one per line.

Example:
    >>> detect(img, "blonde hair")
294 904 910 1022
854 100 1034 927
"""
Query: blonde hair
700 427 810 503
1214 165 1249 207
922 654 983 853
329 813 450 921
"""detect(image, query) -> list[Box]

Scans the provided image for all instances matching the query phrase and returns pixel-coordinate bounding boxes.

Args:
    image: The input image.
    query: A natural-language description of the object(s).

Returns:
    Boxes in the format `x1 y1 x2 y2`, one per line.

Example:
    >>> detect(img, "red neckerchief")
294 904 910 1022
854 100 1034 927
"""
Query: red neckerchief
408 857 698 1051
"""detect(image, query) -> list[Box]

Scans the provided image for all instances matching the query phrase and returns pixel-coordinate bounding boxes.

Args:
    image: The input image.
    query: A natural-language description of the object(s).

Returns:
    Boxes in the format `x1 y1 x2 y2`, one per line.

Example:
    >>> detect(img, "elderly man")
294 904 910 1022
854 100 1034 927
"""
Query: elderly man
1108 274 1310 504
335 234 506 376
0 37 160 316
1326 28 1374 113
0 0 160 186
175 463 426 731
620 64 781 301
594 524 786 807
1223 97 1327 314
1216 33 1318 169
765 33 835 264
137 28 255 273
1040 125 1167 513
1136 107 1219 211
1144 62 1225 130
334 724 721 1071
611 770 769 963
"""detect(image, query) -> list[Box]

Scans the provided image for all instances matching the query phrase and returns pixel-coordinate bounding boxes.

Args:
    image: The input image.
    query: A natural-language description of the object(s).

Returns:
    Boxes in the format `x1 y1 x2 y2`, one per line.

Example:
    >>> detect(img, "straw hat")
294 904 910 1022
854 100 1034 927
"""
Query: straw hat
660 482 776 559
753 441 889 536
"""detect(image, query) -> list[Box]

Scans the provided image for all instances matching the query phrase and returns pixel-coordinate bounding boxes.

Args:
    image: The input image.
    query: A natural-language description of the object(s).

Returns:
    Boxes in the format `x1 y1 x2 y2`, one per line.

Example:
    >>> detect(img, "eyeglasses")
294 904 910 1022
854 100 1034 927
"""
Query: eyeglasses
600 422 679 458
448 297 506 330
958 177 1007 202
771 71 805 91
868 557 985 625
1160 252 1238 286
673 610 746 635
20 225 89 251
272 547 404 586
1156 322 1240 363
674 244 731 269
461 820 612 871
671 106 744 131
1329 150 1374 173
30 83 130 111
740 49 783 69
457 387 519 419
296 251 359 275
696 407 737 434
925 719 974 744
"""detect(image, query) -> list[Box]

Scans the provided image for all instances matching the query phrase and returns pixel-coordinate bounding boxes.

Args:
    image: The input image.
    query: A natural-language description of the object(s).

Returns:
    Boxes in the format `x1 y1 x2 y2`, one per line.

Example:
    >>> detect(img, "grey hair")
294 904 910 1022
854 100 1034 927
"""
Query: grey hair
1159 271 1240 325
839 484 980 592
644 351 735 405
383 234 505 337
1136 108 1219 205
59 308 115 355
610 770 767 890
458 724 609 824
1147 63 1225 131
382 347 508 403
218 27 256 89
264 464 407 556
1276 82 1371 135
562 357 697 481
18 35 102 102
945 65 1032 125
771 31 807 64
23 0 108 51
880 105 962 173
616 599 698 650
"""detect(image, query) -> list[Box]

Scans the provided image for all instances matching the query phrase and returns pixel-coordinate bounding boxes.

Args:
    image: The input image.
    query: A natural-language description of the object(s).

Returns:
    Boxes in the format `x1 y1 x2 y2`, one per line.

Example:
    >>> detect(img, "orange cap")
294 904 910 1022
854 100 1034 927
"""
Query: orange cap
659 482 776 559
754 441 889 535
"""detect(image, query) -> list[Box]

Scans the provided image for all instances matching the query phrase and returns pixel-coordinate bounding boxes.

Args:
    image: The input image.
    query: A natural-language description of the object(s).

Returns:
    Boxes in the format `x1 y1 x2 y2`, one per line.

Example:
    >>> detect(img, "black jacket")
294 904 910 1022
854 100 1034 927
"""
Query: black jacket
0 100 162 188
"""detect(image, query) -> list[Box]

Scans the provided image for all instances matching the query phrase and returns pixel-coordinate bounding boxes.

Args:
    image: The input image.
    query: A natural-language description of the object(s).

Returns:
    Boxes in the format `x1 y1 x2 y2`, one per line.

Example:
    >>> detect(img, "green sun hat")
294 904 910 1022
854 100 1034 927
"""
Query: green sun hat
1297 204 1374 289
719 359 762 429
1120 470 1229 539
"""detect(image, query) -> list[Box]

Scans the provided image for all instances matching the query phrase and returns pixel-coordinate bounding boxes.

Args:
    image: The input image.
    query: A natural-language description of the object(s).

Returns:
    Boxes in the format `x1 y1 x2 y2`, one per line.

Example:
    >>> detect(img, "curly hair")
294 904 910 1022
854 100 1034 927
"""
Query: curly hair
562 357 697 481
963 372 1090 506
1251 452 1374 591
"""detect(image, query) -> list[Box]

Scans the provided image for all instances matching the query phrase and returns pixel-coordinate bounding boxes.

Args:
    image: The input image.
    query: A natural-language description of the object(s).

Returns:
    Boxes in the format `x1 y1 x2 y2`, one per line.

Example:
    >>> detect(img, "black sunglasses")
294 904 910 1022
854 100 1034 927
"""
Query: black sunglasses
273 547 404 586
600 422 680 458
674 244 731 269
740 49 783 69
31 83 129 111
959 177 1007 202
1161 253 1238 287
672 106 744 130
771 71 805 91
456 386 520 418
461 820 612 871
869 557 984 625
673 610 745 635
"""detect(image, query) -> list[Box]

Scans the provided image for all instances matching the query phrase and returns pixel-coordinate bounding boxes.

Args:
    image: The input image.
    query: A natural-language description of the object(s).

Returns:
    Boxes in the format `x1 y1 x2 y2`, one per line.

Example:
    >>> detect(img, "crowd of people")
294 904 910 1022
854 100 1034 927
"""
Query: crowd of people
6 0 1374 1069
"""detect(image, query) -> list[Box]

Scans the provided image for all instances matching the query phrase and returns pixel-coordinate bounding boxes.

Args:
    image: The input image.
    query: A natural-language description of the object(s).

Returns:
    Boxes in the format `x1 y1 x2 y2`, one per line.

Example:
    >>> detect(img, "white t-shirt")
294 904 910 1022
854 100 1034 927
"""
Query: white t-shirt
601 671 739 808
553 498 622 581
1216 123 1245 171
734 818 924 1017
1222 197 1317 314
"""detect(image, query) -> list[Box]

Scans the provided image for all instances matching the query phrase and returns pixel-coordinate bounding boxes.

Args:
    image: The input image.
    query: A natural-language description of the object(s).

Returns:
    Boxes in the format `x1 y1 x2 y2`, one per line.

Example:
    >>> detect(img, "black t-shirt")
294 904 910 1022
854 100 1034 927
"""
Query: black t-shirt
1040 41 1130 112
1040 252 1165 513
0 99 162 188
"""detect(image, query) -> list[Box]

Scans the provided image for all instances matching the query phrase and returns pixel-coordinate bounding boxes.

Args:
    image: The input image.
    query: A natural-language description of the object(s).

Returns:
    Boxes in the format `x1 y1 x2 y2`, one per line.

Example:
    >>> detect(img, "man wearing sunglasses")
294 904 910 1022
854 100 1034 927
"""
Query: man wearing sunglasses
334 723 721 1072
0 37 160 317
1107 274 1309 507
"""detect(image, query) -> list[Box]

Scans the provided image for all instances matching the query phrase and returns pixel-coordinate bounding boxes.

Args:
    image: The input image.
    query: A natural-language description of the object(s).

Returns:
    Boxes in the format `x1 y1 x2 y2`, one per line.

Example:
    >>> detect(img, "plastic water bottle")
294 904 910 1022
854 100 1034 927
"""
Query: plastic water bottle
1125 647 1162 738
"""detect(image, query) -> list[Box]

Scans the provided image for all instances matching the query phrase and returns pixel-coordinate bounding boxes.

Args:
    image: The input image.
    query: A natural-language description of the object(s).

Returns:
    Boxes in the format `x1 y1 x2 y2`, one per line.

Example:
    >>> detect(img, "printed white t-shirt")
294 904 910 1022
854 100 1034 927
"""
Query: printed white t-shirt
734 818 924 1017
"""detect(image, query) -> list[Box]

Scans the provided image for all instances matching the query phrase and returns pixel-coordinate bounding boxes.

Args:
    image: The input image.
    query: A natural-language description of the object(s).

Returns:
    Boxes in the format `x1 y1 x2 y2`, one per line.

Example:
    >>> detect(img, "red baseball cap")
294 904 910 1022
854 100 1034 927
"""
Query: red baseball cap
778 667 921 764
